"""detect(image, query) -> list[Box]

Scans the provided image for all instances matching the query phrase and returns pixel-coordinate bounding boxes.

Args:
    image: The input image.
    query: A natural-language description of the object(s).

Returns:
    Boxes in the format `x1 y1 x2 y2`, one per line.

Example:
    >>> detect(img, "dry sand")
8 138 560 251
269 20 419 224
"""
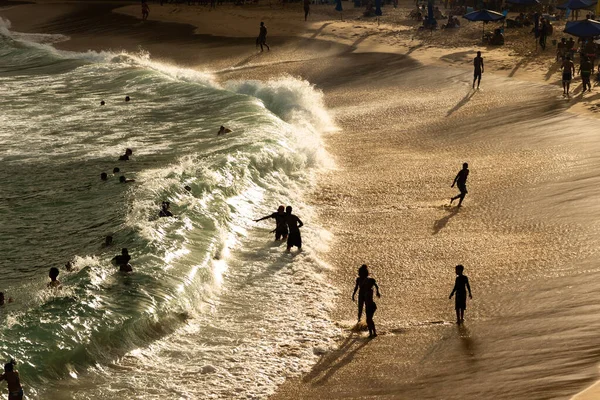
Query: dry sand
3 1 600 398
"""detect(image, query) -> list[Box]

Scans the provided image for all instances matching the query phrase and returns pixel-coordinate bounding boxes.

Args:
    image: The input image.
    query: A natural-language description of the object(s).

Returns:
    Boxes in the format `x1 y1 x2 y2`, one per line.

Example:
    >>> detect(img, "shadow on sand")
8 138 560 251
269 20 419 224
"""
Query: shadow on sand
433 207 459 234
447 91 476 117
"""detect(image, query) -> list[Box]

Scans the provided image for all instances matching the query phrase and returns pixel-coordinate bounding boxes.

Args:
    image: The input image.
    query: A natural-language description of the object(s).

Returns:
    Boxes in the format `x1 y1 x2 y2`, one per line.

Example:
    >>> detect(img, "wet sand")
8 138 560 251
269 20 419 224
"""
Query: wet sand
3 1 600 398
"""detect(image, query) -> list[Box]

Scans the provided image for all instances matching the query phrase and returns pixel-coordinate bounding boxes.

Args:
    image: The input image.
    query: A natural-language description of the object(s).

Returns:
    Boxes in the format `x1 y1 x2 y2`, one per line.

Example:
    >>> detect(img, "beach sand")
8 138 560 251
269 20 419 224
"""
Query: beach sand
4 1 600 398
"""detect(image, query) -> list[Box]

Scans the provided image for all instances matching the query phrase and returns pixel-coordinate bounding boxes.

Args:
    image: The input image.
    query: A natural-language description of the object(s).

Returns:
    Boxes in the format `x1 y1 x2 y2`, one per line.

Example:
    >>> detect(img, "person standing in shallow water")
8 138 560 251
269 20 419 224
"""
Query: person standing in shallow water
141 0 150 21
285 206 303 251
0 361 23 400
354 264 381 337
450 162 469 207
254 205 288 241
257 22 270 52
449 264 472 324
473 51 484 89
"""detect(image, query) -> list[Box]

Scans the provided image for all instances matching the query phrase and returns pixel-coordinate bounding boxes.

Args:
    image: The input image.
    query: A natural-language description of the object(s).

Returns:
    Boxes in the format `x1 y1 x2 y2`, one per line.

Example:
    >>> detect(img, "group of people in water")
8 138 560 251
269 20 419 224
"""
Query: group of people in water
254 205 304 251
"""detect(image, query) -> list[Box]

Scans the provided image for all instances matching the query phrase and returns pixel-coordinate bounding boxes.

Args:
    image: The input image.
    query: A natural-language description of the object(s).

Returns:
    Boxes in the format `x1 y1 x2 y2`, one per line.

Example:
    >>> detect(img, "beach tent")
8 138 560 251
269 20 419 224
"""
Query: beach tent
564 18 600 36
463 9 506 37
557 0 596 10
506 0 540 5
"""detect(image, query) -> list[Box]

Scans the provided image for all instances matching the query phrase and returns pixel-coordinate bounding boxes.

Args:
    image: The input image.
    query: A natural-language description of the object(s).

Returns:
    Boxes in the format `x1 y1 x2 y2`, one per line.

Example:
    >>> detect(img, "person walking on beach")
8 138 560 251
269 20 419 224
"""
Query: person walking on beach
579 56 593 93
0 360 23 400
449 264 472 324
304 0 310 21
254 205 288 241
257 22 270 52
141 0 150 21
473 51 484 89
285 206 303 251
353 264 381 337
450 162 469 207
562 56 576 96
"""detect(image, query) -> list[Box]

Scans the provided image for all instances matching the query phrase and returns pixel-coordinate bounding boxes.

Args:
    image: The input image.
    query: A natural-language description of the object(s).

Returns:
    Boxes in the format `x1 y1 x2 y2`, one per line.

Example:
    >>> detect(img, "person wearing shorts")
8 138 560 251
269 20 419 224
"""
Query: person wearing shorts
562 56 575 96
579 56 593 93
473 51 484 89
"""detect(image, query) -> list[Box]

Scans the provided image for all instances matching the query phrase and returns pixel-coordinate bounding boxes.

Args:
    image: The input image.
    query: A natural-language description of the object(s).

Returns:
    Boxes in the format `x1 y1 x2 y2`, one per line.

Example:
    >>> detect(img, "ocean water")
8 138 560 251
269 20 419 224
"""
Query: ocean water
0 18 340 399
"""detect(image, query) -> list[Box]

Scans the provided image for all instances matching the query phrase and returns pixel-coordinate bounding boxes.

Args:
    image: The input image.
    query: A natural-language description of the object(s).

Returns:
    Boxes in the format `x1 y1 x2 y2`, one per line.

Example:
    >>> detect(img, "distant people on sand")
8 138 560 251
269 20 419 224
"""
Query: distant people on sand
114 248 132 272
217 126 231 136
257 22 270 52
142 0 150 21
579 56 593 93
119 148 133 161
48 267 61 288
352 264 381 337
254 205 288 241
119 175 136 183
0 292 13 306
473 51 484 90
450 162 469 207
285 206 303 251
449 264 472 324
562 56 575 96
159 201 173 217
0 360 23 400
304 0 310 21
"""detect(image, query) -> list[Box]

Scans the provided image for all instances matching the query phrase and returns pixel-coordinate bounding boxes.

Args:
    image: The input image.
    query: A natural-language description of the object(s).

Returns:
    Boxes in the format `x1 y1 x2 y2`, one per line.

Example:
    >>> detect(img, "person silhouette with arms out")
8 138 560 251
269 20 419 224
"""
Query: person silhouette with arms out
254 205 288 241
354 264 381 337
0 360 23 400
285 206 303 251
449 264 472 324
450 162 469 207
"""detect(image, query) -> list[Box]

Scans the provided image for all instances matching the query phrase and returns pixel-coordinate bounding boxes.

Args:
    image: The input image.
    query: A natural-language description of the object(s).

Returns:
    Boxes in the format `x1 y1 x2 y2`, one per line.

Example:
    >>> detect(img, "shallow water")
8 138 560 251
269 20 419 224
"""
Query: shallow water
0 18 340 399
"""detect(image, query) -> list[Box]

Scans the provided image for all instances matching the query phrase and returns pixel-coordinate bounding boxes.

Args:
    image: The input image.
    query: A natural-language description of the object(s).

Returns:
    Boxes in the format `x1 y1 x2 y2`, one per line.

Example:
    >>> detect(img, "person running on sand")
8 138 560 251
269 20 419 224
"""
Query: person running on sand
473 51 484 89
562 56 576 96
449 264 472 324
255 205 288 241
354 264 381 337
450 162 469 207
48 267 61 289
579 56 593 93
285 206 303 251
0 361 23 400
142 0 150 21
304 0 310 21
257 22 270 52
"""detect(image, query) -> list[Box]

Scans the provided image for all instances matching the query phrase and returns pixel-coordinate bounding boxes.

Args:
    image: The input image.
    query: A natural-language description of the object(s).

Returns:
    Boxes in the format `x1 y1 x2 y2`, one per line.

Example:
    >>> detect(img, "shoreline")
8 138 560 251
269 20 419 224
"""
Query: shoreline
3 1 600 399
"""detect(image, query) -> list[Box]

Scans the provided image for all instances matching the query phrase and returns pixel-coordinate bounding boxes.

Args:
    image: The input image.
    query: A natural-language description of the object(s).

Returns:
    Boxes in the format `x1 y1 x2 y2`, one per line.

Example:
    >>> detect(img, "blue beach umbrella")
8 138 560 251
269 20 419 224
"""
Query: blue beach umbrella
564 18 600 36
506 0 540 5
463 9 506 37
375 0 382 16
557 0 596 9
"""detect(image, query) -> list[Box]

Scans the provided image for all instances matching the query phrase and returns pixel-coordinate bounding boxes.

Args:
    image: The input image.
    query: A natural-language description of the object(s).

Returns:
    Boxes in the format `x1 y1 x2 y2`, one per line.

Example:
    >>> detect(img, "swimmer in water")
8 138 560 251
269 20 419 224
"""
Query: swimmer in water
100 172 108 181
119 175 136 183
113 248 132 272
113 167 120 174
184 185 192 192
217 126 232 136
48 267 61 288
254 205 288 241
125 96 131 102
159 201 173 217
104 235 113 247
0 292 13 306
0 360 23 400
100 100 105 106
119 148 133 161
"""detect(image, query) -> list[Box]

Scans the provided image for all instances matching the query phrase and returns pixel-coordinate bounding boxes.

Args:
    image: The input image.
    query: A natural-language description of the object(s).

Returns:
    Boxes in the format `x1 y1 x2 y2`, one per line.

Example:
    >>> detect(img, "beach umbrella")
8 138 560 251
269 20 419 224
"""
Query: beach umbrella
557 0 596 10
564 18 600 36
463 9 506 37
375 0 382 16
506 0 539 4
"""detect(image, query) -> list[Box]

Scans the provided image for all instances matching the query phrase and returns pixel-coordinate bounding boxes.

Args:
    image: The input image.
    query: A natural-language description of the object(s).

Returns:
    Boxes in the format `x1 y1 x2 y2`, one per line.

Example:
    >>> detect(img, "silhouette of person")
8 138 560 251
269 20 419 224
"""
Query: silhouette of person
100 172 108 181
285 206 303 251
119 175 135 183
119 148 133 161
100 100 105 106
352 264 369 322
159 201 173 218
473 51 484 89
104 235 113 247
355 264 381 337
449 264 472 324
304 0 310 21
0 292 13 306
450 162 469 207
113 248 132 272
257 22 270 52
48 267 61 288
0 361 23 400
113 167 120 174
254 205 288 240
217 126 232 136
562 56 575 96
